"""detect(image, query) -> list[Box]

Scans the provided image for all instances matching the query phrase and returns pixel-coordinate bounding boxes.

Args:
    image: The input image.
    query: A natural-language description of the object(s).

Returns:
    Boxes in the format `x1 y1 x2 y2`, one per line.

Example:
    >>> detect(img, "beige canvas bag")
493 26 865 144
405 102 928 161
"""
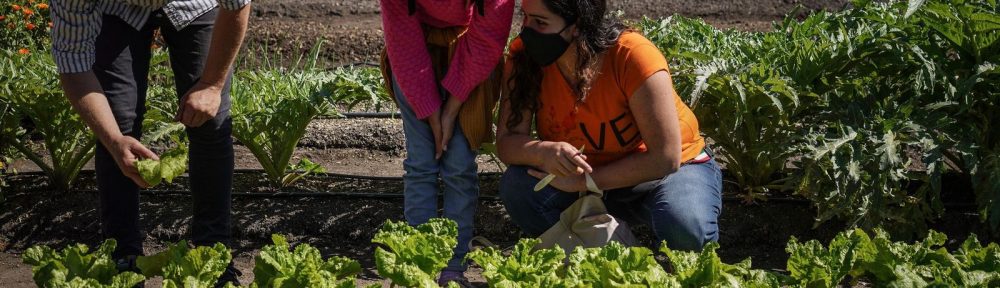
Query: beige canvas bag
536 174 638 253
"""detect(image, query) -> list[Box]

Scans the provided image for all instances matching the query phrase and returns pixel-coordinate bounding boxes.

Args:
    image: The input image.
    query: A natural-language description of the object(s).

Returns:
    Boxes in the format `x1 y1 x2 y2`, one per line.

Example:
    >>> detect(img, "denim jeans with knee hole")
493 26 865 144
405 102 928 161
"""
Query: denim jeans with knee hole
498 156 722 251
391 77 479 272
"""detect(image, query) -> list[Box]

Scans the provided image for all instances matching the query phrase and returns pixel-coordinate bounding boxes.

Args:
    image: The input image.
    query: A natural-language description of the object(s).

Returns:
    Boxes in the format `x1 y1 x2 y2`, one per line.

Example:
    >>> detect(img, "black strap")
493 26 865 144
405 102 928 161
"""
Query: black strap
408 0 485 16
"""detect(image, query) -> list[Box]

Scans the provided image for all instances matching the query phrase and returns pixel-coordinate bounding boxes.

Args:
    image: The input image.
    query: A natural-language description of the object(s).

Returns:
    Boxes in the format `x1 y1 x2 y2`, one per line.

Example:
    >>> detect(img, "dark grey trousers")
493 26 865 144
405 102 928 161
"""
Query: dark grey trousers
92 8 234 258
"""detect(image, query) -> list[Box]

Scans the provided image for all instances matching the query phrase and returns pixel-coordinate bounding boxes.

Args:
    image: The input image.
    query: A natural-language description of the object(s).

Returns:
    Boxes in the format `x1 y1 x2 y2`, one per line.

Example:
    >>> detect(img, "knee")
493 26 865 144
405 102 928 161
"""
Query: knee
498 166 534 200
440 151 478 180
660 213 718 251
498 166 554 236
651 196 720 251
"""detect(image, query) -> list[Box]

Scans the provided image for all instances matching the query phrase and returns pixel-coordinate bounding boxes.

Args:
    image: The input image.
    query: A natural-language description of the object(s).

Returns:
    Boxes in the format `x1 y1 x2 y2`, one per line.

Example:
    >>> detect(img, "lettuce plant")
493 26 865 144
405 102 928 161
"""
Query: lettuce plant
372 218 458 288
22 239 146 288
137 241 233 288
252 234 362 288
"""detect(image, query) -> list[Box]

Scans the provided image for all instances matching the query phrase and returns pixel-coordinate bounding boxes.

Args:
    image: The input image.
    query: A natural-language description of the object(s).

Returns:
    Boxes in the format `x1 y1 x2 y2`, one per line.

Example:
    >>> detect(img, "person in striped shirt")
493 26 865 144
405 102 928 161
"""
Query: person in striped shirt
51 1 251 286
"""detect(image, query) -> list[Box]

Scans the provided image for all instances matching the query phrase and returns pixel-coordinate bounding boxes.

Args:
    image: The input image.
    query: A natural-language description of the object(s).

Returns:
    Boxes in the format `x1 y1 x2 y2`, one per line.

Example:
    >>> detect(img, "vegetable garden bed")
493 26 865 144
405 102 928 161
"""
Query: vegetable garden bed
0 168 994 287
3 0 999 286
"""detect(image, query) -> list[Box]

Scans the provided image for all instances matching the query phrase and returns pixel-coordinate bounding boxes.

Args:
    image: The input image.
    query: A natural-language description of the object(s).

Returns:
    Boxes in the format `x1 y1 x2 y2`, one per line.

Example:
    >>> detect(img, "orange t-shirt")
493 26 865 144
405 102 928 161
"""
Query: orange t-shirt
509 32 705 167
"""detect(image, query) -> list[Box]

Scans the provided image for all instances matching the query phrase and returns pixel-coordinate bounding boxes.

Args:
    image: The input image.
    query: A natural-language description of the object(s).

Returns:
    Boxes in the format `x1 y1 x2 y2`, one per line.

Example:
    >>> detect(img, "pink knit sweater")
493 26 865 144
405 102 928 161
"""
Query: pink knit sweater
381 0 515 119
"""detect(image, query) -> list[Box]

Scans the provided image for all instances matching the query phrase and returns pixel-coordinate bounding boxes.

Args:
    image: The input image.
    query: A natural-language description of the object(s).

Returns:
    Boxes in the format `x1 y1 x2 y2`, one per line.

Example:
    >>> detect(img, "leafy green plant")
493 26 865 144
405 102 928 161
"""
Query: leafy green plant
136 144 188 187
790 0 1000 235
784 229 869 287
19 228 1000 288
567 241 674 287
0 49 95 191
142 47 187 146
372 218 458 288
466 238 567 287
661 241 787 287
643 0 1000 235
230 43 332 188
136 241 234 288
640 16 812 203
22 239 146 288
252 234 362 288
903 0 1000 228
319 66 393 113
0 100 15 203
280 158 325 187
853 229 1000 287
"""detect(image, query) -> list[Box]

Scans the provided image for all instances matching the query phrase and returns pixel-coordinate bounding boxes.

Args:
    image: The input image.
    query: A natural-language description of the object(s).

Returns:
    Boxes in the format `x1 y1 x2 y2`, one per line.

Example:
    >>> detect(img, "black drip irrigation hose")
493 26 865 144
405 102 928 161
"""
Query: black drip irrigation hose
335 62 380 68
133 189 505 200
3 169 981 208
338 112 401 119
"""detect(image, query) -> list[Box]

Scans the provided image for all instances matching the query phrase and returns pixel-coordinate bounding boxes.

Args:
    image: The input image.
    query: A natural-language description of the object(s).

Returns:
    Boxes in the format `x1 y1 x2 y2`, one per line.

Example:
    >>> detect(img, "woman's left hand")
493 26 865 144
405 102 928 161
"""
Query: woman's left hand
528 168 587 192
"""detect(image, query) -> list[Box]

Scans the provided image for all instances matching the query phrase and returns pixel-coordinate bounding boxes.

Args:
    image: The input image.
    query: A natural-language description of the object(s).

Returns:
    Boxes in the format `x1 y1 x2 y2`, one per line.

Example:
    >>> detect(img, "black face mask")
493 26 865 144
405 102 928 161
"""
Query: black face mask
519 22 574 66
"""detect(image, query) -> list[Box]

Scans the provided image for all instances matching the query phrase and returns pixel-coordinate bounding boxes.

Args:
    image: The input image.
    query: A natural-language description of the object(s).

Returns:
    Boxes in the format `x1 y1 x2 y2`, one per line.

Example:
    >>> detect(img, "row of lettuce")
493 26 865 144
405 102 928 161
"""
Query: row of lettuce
1 0 999 236
23 218 1000 287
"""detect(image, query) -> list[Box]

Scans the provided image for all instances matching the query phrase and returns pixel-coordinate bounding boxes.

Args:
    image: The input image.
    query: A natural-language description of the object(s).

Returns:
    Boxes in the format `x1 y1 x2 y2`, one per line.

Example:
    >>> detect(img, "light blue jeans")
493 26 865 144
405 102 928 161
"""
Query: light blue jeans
392 78 479 271
499 155 723 251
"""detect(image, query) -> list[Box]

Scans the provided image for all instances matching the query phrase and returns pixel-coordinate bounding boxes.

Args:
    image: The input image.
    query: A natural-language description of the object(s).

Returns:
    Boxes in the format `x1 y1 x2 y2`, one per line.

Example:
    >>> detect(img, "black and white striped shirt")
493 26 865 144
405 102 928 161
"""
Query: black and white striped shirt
51 0 251 74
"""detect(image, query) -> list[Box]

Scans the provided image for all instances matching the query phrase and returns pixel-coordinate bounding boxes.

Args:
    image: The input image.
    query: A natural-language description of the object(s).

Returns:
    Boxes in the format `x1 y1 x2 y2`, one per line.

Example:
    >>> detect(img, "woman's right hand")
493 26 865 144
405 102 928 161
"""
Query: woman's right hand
538 141 593 177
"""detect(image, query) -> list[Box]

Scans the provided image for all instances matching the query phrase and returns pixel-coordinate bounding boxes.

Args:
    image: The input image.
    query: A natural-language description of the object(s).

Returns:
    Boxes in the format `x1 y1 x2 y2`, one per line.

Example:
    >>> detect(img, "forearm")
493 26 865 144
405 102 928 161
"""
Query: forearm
591 150 680 191
496 133 549 168
199 4 250 89
60 72 123 147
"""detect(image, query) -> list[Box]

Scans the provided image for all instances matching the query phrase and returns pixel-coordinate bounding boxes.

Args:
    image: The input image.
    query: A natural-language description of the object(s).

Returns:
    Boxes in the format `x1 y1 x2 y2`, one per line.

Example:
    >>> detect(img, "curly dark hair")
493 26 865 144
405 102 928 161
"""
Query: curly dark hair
506 0 629 129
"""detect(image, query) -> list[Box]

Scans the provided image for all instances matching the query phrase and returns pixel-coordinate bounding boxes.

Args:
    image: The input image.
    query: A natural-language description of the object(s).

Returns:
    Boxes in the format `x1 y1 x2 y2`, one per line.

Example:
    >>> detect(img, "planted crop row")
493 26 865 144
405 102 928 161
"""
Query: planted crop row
640 0 1000 235
2 0 998 236
0 42 391 191
23 218 1000 288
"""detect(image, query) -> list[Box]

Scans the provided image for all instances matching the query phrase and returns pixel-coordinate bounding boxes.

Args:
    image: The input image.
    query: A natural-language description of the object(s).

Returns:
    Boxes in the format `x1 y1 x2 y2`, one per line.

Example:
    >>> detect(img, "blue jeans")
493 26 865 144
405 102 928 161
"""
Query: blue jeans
392 78 479 272
499 157 722 251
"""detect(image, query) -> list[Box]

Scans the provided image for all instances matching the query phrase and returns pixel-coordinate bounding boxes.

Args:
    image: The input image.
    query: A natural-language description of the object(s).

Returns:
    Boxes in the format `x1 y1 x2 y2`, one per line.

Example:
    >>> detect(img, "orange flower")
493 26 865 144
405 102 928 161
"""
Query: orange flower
26 23 35 30
23 8 33 16
11 4 20 11
35 3 47 10
0 15 5 22
18 48 29 55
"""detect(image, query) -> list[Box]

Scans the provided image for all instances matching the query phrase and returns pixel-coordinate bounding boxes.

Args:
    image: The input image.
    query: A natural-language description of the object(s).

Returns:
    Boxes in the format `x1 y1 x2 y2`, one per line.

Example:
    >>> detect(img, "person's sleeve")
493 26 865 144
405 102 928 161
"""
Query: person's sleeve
217 0 251 11
617 34 670 99
51 0 101 74
440 0 515 102
381 0 441 119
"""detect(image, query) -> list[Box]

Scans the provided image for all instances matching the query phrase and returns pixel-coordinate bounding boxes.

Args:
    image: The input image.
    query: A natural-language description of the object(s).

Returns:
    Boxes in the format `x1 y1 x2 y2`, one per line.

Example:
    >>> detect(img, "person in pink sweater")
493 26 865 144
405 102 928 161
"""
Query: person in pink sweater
380 0 514 286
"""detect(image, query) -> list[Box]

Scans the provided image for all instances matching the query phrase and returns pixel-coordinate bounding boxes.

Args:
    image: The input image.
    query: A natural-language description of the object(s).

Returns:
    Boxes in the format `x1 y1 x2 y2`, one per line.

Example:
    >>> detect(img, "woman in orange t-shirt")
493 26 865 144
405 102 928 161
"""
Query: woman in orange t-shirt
496 0 722 251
